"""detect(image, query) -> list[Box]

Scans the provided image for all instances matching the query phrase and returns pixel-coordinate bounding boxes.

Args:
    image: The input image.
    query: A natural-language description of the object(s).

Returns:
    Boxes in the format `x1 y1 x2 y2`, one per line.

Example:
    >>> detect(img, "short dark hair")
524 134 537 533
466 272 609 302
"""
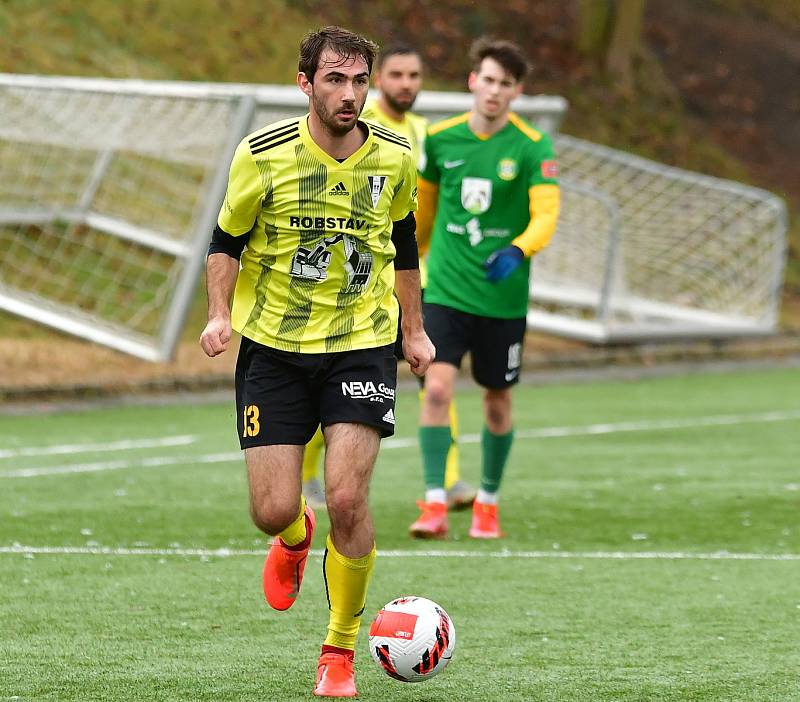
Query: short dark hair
469 37 530 82
376 44 421 71
299 26 379 84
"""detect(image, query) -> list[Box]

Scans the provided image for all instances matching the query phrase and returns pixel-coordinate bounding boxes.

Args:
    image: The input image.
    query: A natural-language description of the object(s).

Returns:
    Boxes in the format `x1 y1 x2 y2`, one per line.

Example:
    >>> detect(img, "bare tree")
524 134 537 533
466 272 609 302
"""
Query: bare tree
576 0 647 95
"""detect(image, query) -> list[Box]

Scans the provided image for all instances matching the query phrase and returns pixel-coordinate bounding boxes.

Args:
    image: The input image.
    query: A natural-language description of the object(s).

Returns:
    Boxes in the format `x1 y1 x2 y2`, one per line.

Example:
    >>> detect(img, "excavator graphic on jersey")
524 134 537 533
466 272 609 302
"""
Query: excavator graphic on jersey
290 232 373 294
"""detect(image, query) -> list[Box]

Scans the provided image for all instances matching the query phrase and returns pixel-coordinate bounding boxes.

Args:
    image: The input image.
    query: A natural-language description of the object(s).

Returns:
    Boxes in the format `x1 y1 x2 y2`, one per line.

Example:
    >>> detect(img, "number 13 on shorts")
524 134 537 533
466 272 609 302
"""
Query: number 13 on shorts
242 404 260 437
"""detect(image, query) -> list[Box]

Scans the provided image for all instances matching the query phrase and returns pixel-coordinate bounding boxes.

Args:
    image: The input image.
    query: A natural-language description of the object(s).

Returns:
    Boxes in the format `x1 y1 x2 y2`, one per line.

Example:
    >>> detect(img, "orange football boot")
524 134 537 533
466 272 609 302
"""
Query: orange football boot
408 501 448 539
313 651 357 697
469 501 503 539
262 505 316 611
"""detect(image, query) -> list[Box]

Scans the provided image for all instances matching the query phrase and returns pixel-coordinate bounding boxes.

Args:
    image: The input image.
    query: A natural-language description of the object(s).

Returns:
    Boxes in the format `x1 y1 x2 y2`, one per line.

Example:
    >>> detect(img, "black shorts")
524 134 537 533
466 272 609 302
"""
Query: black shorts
422 302 526 389
235 336 398 449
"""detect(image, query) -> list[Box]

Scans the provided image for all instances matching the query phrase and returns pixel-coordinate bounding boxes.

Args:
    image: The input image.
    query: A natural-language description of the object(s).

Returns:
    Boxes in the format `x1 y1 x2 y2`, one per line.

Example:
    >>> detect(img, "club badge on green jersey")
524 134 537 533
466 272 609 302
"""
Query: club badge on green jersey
497 158 518 181
461 177 492 215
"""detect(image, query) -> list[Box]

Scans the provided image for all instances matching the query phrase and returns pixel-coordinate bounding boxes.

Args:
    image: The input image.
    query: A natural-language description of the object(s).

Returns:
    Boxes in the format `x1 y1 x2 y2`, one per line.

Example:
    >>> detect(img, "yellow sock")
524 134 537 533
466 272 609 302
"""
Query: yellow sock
322 534 376 650
278 496 307 547
444 400 460 490
302 427 325 482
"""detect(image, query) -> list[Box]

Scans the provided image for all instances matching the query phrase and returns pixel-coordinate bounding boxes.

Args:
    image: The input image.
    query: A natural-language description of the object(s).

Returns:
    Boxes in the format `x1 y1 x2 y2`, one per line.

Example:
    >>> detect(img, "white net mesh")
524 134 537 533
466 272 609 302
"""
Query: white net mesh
532 135 787 341
0 78 247 359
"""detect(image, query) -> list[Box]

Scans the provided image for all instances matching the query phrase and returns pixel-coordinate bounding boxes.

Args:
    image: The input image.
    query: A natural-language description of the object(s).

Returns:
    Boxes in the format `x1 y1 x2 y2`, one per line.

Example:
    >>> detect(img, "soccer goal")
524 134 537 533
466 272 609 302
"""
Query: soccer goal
0 75 258 361
0 74 787 360
531 136 788 342
0 74 565 361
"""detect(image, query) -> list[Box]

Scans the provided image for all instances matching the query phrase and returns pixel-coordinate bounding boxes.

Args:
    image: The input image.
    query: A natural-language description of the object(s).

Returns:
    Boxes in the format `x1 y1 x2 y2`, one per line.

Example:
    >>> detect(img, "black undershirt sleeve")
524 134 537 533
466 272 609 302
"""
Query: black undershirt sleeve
208 224 250 260
391 212 419 270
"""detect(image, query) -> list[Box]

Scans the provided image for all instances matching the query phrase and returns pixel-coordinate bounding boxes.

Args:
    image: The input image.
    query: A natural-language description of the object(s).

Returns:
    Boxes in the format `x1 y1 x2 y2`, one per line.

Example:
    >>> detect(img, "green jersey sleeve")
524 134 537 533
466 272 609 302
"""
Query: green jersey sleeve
527 133 559 188
217 139 265 236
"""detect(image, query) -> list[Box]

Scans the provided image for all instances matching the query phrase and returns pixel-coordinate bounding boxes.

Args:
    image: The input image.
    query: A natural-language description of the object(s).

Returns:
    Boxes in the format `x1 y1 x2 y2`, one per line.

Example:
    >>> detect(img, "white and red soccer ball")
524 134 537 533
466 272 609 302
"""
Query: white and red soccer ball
367 596 456 682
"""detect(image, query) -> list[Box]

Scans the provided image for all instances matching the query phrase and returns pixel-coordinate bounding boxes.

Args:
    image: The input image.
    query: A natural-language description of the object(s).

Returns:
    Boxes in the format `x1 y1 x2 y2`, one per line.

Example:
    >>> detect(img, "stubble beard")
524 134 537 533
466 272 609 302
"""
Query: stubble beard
384 91 416 115
313 93 362 137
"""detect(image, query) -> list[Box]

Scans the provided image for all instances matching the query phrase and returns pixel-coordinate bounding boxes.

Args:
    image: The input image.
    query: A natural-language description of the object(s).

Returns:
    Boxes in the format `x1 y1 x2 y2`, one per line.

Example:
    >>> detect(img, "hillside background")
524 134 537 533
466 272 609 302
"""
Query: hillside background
1 0 798 348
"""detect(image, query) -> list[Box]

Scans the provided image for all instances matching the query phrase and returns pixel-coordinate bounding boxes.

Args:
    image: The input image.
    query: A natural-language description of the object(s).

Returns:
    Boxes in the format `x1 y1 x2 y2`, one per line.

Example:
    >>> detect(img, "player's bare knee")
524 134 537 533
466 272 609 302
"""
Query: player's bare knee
249 500 297 536
424 379 452 412
327 490 367 533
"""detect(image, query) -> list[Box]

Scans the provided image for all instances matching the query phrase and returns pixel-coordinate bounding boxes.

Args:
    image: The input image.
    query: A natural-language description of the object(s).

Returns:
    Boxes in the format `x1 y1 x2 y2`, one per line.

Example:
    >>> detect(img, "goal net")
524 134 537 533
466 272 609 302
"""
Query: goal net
534 135 788 342
0 75 259 361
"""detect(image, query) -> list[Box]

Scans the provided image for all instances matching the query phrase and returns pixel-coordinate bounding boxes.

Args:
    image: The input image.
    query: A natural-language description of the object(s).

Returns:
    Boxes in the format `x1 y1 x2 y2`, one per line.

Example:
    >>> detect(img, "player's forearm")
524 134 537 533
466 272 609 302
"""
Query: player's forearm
394 269 425 334
205 253 239 321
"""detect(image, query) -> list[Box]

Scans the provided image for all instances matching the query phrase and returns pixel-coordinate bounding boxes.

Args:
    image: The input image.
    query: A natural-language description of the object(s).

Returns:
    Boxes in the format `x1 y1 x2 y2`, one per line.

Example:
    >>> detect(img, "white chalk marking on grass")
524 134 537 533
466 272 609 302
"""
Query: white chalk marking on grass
0 435 197 460
452 409 800 445
1 544 799 561
2 409 798 479
0 451 240 478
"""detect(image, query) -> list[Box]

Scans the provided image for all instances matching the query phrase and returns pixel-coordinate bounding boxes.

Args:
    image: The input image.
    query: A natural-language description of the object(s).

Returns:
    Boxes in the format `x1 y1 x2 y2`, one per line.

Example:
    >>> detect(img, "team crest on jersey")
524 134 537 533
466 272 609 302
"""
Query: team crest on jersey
497 158 518 181
461 177 492 215
367 175 387 208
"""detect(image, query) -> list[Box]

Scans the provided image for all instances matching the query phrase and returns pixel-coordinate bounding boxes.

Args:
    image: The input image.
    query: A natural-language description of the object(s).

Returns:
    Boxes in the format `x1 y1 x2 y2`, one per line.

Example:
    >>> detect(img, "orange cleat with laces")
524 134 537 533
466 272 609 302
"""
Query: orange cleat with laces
469 501 503 539
262 505 316 611
408 501 448 539
313 650 357 697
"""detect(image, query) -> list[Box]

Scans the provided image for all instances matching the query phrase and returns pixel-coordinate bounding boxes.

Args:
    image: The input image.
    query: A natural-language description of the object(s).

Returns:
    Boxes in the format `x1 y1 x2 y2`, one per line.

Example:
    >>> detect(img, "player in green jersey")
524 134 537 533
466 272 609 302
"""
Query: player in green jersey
409 37 560 540
303 44 476 514
199 26 434 698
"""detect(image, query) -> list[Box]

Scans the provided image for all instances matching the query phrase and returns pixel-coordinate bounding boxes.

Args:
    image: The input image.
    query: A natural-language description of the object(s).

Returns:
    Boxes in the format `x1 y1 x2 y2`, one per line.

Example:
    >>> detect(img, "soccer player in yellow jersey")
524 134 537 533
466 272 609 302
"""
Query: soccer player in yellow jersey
199 26 434 698
410 38 560 540
303 44 476 513
360 45 427 166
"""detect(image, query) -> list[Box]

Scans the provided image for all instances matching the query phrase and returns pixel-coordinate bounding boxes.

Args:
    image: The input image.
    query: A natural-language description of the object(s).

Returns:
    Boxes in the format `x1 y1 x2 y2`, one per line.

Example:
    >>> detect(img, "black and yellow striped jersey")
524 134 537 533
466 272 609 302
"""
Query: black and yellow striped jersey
360 98 427 169
218 115 418 353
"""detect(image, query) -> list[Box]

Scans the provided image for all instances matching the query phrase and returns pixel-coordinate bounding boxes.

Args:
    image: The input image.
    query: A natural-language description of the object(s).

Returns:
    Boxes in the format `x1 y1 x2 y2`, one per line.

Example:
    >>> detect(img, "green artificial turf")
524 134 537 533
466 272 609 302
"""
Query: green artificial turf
1 366 799 700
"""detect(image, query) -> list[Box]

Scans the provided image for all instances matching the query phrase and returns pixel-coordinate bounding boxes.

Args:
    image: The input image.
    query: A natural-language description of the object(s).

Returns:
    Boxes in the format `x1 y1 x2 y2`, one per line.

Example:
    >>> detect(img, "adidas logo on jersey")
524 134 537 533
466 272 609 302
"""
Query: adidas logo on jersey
329 181 349 196
382 408 395 425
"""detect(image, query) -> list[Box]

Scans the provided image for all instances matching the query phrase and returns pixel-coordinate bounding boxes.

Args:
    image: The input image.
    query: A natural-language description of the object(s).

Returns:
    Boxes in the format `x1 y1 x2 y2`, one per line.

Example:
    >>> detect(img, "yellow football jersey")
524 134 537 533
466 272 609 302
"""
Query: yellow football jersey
218 115 418 353
360 99 429 286
361 98 427 169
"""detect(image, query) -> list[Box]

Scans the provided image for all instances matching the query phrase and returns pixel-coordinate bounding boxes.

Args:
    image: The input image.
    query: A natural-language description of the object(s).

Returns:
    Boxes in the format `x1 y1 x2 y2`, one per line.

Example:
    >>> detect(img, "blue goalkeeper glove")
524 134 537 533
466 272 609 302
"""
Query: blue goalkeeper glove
484 245 524 283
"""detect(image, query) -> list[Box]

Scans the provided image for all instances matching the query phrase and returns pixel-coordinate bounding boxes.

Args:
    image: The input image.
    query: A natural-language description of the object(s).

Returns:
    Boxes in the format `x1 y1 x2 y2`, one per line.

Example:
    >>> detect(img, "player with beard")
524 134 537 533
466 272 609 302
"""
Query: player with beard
200 26 434 697
303 45 476 515
360 45 427 166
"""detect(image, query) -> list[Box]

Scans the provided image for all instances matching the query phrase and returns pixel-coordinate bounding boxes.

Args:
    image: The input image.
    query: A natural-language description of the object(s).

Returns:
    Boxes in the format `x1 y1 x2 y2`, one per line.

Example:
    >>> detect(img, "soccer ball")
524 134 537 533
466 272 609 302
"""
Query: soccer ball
367 596 456 683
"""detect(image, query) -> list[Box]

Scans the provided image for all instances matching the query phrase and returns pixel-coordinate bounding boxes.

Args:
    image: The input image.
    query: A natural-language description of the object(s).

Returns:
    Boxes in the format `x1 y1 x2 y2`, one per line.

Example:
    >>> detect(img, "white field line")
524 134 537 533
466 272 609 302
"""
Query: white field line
1 409 799 479
1 544 799 561
0 434 197 459
0 452 238 478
